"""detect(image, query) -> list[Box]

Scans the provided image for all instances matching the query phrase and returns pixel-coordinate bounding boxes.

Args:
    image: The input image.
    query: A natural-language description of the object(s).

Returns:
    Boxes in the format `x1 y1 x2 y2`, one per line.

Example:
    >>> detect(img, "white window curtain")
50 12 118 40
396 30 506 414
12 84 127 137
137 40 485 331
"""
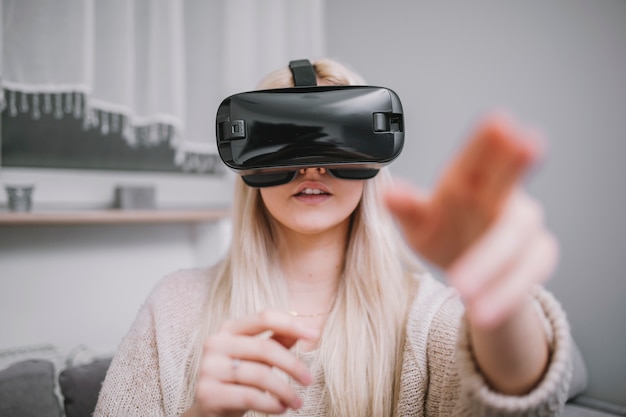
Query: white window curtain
0 0 325 171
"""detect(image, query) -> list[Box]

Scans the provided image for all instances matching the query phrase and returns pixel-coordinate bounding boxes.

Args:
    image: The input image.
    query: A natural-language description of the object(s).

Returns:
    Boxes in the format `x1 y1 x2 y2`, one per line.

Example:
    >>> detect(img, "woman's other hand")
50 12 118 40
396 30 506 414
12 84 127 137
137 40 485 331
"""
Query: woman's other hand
384 112 558 329
187 310 318 417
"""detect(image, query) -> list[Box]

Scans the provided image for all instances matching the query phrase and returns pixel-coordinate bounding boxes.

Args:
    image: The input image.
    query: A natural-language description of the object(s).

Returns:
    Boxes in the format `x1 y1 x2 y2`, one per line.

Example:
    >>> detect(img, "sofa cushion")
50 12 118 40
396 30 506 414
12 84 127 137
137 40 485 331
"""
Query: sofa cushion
59 357 112 417
563 403 621 417
0 359 63 417
569 338 589 399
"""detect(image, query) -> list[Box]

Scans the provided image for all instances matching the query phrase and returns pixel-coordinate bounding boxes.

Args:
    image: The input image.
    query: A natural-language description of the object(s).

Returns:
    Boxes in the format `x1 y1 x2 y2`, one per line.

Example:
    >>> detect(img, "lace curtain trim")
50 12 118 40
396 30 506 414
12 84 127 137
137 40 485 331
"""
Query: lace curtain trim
0 87 220 173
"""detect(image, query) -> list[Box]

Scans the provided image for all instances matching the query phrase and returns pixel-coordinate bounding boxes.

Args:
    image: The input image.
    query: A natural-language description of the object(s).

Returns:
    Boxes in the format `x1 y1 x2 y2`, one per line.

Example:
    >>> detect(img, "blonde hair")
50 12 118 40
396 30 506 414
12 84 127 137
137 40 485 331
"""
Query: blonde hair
183 59 423 416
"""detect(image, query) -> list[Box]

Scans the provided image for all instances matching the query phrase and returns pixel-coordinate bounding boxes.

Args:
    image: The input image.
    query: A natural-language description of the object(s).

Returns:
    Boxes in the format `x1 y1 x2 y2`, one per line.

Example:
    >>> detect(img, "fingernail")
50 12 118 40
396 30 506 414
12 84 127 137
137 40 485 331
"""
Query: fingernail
301 370 313 385
292 396 303 409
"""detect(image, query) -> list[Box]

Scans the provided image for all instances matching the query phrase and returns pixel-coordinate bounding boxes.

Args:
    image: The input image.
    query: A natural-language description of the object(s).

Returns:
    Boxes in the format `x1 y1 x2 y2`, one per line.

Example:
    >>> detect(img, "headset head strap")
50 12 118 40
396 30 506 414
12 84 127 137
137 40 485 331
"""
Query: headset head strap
288 59 318 87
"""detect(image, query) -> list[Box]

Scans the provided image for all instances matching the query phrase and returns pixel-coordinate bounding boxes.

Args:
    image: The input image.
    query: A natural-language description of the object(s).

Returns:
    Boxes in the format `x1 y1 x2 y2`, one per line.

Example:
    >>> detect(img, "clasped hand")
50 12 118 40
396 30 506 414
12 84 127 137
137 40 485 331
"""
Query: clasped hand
191 310 318 417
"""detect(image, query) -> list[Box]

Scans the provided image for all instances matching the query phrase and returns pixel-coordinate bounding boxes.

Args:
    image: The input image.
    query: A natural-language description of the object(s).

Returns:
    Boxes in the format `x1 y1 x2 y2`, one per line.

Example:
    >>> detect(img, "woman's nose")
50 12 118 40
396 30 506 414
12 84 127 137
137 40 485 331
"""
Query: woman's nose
298 167 327 176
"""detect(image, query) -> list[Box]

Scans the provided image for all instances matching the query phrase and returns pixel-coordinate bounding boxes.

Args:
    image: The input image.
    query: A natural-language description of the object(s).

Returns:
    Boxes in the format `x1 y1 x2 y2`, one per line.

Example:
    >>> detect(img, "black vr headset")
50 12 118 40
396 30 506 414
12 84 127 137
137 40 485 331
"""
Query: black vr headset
216 59 405 187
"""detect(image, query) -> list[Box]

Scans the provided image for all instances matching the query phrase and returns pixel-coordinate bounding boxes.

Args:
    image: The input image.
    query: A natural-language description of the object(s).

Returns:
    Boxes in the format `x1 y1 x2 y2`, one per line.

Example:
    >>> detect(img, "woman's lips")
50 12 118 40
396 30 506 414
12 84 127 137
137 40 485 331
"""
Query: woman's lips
293 181 331 196
293 192 331 204
293 182 332 204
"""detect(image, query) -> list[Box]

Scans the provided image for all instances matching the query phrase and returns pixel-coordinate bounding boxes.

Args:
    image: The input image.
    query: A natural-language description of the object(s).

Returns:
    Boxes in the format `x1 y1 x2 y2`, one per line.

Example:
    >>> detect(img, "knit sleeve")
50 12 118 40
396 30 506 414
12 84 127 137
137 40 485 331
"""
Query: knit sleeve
93 291 167 417
452 286 573 416
422 292 465 416
93 269 209 417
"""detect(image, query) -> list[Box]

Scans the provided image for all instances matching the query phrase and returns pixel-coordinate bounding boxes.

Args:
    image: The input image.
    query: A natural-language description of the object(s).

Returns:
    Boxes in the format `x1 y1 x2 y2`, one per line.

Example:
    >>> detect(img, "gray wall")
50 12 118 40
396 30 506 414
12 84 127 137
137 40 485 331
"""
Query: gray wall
0 219 231 358
327 0 626 406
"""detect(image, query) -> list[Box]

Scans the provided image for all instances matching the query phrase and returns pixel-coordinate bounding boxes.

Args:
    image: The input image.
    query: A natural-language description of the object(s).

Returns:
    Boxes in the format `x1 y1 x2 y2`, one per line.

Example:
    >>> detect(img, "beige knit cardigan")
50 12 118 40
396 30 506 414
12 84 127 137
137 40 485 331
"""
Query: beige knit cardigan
94 268 572 416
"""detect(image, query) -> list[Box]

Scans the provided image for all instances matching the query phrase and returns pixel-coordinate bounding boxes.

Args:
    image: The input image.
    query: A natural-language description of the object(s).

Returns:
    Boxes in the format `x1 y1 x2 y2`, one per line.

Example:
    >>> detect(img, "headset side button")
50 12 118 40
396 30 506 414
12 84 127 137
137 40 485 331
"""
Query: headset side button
221 120 246 140
373 113 389 132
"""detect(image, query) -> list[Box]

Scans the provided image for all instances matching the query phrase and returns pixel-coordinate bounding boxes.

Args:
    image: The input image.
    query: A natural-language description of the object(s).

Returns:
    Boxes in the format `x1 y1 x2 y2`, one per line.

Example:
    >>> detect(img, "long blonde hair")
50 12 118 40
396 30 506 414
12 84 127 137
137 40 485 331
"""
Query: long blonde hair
184 58 423 416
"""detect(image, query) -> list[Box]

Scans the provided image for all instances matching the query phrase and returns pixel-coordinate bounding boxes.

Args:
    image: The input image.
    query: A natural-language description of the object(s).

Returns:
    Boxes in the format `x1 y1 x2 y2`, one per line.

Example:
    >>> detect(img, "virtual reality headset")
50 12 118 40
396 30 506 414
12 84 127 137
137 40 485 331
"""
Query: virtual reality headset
216 59 405 187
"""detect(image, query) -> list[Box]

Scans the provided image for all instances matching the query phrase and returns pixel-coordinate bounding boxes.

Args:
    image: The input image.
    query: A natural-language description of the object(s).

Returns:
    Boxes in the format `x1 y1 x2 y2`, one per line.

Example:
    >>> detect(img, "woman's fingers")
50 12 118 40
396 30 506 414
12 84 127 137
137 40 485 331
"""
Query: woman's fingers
479 129 540 208
449 113 541 205
203 333 313 385
383 181 432 247
384 113 546 269
440 114 555 329
199 353 303 410
467 231 558 329
195 310 317 415
447 191 559 329
448 191 542 299
196 378 289 415
383 180 430 229
220 309 319 347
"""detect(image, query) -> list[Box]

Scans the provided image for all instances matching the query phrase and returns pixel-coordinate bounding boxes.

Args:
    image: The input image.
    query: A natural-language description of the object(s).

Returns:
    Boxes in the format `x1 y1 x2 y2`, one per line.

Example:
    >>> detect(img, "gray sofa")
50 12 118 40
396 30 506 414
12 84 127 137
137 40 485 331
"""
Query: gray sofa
0 341 623 417
0 352 111 417
563 340 625 416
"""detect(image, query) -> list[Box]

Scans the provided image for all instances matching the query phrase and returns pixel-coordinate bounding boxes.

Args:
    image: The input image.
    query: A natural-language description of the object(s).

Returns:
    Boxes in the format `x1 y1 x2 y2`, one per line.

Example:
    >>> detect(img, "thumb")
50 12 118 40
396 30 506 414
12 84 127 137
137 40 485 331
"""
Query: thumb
383 180 431 233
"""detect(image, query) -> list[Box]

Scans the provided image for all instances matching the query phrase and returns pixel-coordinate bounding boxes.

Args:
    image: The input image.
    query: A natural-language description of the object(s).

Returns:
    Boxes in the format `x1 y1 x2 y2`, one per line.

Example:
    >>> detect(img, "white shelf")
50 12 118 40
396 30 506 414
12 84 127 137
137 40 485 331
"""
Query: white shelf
0 209 230 226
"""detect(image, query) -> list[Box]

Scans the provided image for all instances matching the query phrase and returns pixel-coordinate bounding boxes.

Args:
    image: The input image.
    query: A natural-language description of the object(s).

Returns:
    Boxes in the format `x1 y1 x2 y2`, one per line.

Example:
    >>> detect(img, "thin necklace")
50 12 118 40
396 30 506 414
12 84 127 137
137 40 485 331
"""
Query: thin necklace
288 309 328 318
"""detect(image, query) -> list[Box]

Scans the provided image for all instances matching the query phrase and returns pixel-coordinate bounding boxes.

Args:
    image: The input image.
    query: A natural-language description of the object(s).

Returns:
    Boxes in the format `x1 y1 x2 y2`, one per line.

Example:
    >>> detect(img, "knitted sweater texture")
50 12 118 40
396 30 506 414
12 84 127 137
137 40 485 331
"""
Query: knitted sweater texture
94 268 572 416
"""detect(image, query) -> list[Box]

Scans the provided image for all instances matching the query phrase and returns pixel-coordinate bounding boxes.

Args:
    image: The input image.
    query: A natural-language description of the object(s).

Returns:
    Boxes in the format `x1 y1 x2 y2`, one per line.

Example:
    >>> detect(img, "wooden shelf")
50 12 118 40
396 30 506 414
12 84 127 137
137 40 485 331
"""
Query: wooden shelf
0 208 230 226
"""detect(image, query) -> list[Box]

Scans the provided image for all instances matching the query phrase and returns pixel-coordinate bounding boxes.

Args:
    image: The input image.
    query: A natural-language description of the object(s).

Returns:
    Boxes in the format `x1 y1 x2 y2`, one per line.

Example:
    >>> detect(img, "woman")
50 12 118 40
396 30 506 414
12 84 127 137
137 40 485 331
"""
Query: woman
94 59 571 416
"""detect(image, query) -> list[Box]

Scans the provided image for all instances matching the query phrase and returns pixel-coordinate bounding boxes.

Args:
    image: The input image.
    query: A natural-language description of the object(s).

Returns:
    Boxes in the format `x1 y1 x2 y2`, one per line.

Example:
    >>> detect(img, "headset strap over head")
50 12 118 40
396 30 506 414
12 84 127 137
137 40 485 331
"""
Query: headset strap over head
288 59 318 87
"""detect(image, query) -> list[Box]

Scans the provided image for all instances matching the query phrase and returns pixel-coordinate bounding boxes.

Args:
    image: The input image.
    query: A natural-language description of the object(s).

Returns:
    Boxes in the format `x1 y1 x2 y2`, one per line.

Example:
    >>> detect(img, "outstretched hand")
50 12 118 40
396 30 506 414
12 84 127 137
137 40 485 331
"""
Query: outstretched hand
384 113 558 329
